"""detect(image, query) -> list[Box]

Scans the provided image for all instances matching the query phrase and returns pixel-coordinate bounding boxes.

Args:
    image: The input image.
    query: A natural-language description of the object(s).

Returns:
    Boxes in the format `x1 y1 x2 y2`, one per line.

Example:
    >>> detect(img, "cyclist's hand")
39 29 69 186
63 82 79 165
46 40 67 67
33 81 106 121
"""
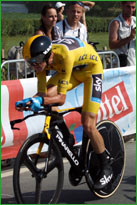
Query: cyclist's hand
15 97 43 112
15 98 32 111
30 97 43 112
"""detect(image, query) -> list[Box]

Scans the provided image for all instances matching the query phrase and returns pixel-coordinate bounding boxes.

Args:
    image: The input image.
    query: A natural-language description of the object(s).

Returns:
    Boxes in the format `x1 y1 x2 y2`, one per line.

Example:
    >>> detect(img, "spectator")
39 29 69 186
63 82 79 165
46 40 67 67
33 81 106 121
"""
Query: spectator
55 1 88 42
35 4 60 75
109 1 136 67
55 2 66 22
80 1 95 30
35 4 59 40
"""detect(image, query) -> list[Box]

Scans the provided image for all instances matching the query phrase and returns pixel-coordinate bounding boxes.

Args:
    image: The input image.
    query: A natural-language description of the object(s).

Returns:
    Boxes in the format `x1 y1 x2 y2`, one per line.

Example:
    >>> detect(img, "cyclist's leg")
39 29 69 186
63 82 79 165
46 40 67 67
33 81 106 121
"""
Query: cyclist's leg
82 112 105 154
81 71 113 190
81 71 104 153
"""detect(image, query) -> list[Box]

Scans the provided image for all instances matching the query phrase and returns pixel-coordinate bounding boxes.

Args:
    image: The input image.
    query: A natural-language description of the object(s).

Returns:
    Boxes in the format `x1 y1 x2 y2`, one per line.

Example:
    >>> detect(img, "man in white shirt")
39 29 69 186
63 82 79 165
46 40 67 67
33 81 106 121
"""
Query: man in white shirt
109 1 136 66
55 1 88 42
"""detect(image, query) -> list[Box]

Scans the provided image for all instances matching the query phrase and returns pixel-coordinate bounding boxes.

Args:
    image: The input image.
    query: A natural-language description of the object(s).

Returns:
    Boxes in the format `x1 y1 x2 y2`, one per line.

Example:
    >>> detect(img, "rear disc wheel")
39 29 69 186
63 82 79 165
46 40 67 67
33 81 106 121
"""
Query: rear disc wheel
85 120 126 198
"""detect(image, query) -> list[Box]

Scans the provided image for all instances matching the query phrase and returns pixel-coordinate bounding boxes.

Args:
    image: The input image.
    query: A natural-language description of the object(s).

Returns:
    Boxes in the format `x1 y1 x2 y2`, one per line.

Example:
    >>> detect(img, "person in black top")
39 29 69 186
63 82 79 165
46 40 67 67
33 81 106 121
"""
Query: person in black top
35 4 59 40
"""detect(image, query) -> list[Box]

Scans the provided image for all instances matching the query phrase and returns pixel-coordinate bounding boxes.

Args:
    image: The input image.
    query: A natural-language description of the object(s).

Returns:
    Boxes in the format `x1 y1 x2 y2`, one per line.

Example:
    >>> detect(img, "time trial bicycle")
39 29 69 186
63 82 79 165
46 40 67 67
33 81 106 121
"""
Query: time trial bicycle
11 105 126 204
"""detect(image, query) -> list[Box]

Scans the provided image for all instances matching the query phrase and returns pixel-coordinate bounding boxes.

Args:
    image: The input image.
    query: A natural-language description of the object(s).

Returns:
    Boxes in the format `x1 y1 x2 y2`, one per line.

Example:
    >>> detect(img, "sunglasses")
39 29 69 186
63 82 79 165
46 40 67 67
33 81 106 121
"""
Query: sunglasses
70 1 84 8
27 52 51 66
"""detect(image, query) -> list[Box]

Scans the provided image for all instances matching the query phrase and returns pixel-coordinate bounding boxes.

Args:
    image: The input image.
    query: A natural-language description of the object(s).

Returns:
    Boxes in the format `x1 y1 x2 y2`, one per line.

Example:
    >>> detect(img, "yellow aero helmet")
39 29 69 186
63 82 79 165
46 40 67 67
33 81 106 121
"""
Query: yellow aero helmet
23 35 52 64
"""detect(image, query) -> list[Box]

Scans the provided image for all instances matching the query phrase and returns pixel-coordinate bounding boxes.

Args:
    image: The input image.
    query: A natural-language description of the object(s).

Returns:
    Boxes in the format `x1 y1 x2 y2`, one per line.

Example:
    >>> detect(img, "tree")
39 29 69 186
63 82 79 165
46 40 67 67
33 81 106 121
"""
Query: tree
87 1 121 17
24 1 121 17
25 1 55 13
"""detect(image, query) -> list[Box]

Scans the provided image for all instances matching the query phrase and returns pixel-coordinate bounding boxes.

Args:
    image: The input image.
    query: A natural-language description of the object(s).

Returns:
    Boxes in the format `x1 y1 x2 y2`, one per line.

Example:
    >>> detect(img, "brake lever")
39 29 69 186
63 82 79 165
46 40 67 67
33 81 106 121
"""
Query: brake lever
10 113 36 130
10 119 23 130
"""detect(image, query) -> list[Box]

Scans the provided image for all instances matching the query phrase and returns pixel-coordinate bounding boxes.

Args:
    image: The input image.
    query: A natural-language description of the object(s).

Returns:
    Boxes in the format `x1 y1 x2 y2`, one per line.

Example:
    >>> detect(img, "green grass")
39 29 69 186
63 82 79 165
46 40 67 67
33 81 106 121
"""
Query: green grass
88 32 109 50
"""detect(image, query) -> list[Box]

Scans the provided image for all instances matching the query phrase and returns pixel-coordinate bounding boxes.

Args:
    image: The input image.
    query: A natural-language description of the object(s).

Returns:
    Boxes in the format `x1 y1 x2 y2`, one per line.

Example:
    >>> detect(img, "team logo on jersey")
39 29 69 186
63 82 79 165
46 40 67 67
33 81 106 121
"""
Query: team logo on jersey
91 74 102 103
58 80 69 87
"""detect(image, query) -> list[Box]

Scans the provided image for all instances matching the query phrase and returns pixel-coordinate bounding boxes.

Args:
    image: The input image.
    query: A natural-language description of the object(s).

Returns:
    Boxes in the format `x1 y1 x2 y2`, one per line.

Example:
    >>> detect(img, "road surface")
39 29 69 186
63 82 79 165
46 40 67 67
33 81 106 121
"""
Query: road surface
1 141 136 204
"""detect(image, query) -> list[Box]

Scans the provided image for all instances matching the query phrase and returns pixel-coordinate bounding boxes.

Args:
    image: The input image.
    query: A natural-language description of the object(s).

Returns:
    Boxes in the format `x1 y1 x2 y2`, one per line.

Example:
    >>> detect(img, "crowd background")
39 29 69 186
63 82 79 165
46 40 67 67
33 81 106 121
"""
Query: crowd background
1 1 136 81
1 1 122 57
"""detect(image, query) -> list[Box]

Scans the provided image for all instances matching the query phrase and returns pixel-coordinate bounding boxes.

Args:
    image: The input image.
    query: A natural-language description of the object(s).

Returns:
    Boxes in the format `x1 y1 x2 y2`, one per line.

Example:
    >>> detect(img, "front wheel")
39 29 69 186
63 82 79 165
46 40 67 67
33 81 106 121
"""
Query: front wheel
85 120 126 198
13 133 64 204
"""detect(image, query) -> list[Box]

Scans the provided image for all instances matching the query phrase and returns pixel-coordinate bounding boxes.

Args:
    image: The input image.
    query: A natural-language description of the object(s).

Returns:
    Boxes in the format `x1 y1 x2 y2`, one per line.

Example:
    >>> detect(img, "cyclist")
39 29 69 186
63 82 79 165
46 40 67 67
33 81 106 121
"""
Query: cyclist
16 35 113 190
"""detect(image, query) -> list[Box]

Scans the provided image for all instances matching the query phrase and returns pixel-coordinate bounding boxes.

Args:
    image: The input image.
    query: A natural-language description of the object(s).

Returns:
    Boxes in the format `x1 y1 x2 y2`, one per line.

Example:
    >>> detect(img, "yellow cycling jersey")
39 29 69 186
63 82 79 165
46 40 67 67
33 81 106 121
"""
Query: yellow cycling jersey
37 37 103 94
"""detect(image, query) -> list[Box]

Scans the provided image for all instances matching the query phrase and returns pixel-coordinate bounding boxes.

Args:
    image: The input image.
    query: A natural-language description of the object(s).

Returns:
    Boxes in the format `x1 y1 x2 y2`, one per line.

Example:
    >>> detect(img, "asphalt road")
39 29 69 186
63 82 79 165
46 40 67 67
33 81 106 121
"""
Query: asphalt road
1 141 136 204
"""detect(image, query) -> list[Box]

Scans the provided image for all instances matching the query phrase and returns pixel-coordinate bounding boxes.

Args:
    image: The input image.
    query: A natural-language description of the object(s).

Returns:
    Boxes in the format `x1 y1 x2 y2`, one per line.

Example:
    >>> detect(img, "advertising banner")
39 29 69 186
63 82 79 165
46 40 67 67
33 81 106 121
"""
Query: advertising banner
1 67 136 160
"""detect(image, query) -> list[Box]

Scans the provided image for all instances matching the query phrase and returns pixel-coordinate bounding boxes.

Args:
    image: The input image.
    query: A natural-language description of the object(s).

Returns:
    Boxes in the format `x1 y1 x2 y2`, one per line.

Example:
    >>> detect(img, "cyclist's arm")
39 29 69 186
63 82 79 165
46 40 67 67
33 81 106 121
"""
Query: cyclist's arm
36 50 73 106
34 92 46 98
43 93 66 106
43 55 73 106
42 72 72 106
34 69 47 98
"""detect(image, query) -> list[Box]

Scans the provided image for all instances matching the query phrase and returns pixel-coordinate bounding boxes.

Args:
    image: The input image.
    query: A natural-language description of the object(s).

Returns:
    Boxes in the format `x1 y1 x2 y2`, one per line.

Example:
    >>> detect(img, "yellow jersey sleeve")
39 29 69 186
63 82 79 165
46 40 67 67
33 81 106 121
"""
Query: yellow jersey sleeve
36 69 47 94
57 55 74 94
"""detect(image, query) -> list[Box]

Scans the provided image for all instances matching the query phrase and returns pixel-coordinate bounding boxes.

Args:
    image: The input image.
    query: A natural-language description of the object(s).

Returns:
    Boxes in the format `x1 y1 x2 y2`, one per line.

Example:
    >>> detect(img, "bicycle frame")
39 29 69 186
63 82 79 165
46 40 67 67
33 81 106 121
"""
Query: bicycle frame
10 106 89 173
38 107 88 174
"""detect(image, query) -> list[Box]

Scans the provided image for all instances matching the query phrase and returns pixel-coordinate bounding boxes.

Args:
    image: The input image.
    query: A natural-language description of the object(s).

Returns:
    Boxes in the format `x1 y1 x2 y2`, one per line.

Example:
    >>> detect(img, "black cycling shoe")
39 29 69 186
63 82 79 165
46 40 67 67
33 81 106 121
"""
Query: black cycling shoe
93 165 113 190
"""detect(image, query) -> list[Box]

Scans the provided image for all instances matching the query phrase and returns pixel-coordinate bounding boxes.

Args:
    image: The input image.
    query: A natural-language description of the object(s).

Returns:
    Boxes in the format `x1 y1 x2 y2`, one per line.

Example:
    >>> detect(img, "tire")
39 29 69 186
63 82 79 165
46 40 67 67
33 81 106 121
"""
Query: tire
85 120 126 198
13 133 64 204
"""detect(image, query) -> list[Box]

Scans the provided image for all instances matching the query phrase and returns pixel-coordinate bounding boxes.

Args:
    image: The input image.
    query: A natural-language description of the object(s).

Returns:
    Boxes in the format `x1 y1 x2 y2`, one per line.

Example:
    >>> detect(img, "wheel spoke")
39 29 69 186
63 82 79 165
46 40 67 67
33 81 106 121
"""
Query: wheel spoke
47 157 60 173
23 154 40 177
35 178 42 204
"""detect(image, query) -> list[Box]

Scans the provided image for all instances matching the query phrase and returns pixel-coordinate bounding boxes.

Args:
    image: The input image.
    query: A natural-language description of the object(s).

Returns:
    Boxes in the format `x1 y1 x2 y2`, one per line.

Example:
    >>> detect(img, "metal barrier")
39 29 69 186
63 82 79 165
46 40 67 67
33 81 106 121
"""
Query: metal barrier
1 51 120 80
1 59 35 80
98 50 120 69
